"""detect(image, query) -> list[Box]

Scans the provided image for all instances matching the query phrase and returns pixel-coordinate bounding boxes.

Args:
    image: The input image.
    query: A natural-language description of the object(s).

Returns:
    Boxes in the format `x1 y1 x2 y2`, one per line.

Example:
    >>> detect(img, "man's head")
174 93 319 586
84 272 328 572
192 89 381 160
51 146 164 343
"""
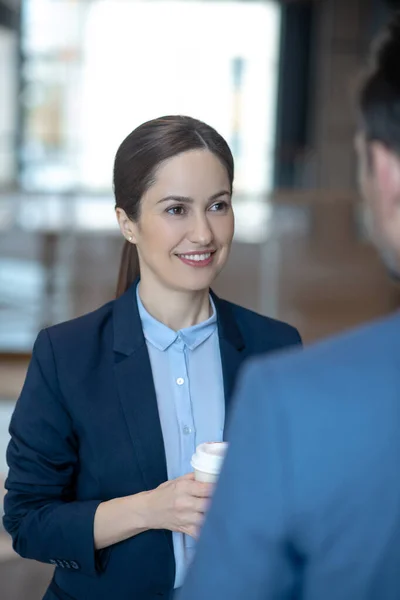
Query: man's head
356 13 400 276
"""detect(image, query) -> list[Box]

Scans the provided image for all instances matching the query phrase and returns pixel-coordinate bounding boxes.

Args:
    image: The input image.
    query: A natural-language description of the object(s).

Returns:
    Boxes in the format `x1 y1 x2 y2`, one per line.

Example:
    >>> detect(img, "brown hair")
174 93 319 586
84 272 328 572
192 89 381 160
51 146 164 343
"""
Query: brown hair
114 115 234 297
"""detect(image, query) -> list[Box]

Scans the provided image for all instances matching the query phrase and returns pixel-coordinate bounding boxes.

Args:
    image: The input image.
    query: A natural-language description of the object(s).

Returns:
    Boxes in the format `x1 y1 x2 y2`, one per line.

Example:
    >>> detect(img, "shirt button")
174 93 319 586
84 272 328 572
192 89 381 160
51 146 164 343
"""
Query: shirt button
183 426 192 435
176 377 185 386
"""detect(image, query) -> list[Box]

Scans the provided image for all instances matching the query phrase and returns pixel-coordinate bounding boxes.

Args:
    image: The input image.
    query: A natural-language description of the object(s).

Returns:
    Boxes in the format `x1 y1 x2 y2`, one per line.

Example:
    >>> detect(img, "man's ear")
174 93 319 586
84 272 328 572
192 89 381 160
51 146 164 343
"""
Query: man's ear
369 142 400 220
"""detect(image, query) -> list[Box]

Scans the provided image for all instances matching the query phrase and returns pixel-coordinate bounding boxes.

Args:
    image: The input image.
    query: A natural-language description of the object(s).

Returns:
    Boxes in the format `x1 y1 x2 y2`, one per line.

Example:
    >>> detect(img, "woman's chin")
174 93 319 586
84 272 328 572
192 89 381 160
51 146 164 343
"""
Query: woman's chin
171 272 216 293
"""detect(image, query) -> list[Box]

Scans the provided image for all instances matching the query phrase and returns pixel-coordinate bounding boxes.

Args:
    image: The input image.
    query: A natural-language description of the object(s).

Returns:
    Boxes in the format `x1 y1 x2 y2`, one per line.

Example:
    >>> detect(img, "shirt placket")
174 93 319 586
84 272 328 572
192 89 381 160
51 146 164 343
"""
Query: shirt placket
172 337 195 476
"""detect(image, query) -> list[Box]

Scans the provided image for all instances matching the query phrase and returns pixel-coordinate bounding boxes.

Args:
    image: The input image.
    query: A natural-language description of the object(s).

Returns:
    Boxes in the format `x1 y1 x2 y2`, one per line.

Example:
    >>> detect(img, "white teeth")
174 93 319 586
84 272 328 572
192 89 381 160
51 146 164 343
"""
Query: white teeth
180 253 211 262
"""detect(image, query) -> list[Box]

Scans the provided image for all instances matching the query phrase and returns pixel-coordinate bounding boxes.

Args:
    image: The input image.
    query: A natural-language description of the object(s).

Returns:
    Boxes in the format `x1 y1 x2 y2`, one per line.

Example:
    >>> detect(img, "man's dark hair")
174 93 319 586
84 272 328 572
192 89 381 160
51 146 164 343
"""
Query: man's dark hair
358 12 400 156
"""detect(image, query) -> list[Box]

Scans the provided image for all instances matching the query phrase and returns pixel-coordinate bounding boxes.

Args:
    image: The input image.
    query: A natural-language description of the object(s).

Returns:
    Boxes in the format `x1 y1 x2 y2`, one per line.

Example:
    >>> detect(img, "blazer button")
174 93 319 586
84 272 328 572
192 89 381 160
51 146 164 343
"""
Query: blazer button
70 561 80 570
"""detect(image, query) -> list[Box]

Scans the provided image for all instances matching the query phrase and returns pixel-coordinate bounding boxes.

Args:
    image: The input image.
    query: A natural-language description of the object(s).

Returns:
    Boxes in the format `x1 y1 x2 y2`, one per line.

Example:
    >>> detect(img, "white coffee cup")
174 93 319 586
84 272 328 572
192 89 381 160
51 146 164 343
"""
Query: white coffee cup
191 442 228 483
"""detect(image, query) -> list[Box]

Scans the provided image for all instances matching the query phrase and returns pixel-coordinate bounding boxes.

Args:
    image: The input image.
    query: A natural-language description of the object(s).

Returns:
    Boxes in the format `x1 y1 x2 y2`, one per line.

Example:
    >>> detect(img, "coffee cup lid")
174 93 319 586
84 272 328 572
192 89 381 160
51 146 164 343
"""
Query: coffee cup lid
190 442 228 475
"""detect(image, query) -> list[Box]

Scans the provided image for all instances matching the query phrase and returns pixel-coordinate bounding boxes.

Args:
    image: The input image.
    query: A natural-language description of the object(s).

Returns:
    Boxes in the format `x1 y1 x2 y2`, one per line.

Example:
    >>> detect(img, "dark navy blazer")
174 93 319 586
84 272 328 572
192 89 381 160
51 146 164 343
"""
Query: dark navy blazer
3 283 301 600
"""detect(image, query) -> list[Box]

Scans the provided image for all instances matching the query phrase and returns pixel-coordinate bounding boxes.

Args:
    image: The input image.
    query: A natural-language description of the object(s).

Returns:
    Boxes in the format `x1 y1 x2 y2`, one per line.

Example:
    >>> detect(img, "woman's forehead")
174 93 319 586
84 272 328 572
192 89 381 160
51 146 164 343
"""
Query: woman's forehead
146 150 230 199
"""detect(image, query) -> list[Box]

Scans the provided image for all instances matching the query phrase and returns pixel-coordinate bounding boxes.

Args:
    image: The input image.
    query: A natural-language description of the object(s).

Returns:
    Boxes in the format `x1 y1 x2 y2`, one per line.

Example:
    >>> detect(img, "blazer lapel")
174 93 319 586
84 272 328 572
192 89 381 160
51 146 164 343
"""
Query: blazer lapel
113 285 247 485
211 292 246 429
113 281 168 492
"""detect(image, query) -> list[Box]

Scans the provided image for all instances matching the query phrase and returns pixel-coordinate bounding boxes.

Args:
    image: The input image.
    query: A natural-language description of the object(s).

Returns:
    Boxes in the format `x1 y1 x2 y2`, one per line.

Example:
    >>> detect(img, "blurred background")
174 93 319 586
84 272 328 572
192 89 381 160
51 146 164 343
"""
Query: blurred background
1 0 400 596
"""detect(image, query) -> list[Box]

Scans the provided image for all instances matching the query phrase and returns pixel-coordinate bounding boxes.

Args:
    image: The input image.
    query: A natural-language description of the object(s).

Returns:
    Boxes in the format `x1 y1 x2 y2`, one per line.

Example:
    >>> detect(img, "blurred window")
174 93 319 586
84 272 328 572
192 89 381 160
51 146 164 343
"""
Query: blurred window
20 0 281 194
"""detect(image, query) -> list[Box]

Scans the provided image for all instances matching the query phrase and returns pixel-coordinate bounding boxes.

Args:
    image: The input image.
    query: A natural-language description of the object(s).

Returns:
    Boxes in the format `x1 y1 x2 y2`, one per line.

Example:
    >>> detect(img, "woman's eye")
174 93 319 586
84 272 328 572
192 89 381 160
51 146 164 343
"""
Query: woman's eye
167 205 186 216
210 201 229 212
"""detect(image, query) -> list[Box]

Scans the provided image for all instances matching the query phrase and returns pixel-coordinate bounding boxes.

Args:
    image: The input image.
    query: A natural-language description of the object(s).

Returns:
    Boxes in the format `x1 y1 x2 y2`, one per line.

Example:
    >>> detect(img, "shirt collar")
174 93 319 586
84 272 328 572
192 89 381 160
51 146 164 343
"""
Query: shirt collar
136 286 217 352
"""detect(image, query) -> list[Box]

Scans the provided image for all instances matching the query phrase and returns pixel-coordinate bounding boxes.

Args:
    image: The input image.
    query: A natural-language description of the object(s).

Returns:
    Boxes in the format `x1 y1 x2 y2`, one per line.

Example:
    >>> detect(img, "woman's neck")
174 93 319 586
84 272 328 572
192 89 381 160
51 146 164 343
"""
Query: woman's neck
138 279 212 331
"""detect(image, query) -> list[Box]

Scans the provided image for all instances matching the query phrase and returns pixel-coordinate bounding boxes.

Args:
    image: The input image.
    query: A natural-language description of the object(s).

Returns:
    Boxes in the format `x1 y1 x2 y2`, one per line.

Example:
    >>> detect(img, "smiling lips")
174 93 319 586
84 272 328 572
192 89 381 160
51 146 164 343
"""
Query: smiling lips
176 251 216 267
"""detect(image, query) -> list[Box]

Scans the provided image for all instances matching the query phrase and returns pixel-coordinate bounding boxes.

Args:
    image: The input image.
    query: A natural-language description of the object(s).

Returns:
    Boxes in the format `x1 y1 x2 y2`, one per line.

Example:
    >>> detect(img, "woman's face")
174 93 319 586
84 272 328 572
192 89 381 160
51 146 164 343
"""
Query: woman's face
117 149 234 293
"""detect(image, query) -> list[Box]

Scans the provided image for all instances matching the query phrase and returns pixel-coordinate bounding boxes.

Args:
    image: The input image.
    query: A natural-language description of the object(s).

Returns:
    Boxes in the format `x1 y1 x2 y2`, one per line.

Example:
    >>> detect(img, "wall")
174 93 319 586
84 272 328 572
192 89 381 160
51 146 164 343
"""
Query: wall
309 0 372 189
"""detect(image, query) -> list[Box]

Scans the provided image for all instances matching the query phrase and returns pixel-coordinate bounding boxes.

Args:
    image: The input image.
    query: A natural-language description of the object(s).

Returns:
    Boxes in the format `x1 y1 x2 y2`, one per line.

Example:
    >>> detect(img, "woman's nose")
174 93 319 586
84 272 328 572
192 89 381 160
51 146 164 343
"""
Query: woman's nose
189 215 214 246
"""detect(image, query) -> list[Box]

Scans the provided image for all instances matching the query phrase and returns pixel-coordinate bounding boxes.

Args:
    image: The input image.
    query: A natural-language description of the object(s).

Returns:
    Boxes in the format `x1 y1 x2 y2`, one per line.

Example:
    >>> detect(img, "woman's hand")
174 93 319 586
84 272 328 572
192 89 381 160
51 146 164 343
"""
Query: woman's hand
145 473 214 538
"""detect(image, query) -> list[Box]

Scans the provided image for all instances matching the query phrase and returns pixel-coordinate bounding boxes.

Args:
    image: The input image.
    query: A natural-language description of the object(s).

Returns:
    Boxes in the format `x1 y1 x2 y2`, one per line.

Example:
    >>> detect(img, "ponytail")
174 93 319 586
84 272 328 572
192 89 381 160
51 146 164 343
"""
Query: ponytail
116 241 140 298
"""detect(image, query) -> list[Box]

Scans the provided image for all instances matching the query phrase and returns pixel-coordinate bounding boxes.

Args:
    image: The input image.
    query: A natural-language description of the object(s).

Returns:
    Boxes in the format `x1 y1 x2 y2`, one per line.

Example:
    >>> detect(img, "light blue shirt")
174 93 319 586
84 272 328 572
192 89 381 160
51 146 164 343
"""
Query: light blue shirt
136 287 225 588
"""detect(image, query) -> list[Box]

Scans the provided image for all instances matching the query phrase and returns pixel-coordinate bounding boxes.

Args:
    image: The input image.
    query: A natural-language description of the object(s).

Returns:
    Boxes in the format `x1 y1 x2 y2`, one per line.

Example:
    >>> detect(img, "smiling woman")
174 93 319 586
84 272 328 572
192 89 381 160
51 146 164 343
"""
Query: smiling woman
3 115 302 600
114 116 234 304
114 116 236 328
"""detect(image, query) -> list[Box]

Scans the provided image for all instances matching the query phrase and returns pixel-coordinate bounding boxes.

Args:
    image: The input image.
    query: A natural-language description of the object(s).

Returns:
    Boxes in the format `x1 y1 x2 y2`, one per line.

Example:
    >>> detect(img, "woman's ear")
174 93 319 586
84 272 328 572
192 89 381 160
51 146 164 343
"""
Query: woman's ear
115 208 137 243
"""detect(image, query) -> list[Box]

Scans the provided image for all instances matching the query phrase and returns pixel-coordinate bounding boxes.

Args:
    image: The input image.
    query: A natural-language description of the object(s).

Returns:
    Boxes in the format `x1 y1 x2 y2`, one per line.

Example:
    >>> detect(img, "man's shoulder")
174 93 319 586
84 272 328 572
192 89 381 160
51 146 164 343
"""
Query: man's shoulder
247 311 400 384
232 312 400 449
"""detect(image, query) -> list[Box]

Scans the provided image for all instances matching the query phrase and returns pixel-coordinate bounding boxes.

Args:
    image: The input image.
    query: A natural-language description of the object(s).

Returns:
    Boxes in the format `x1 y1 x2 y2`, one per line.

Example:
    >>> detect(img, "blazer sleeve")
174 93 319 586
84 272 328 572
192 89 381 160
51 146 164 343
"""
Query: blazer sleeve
3 329 104 577
179 359 298 600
